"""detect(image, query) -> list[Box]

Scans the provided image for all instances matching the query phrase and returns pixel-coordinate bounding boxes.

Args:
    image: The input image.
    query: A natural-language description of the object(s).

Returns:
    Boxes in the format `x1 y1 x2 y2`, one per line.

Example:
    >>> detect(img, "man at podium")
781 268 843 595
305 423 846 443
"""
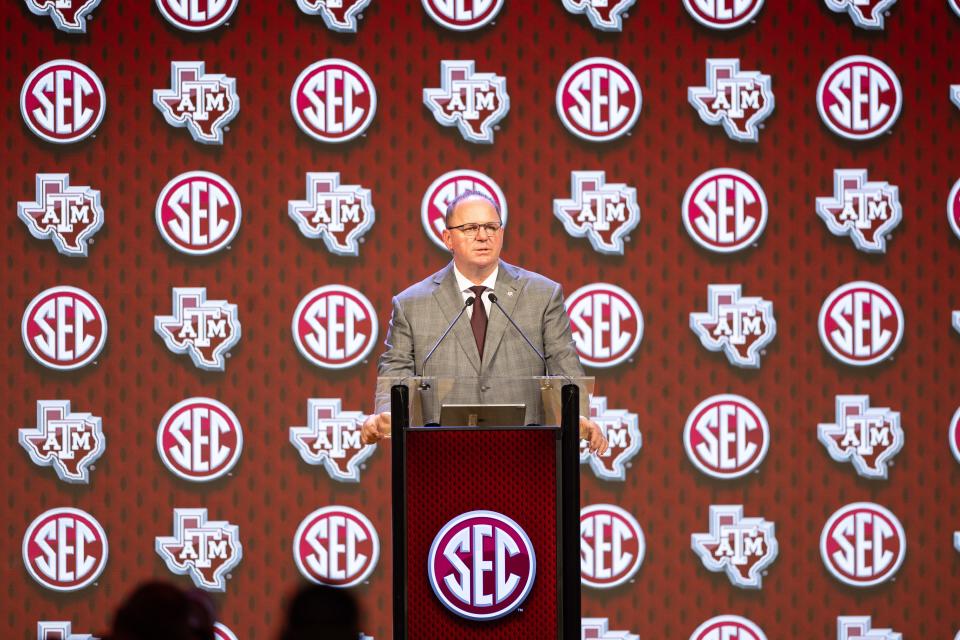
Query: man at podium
361 190 607 455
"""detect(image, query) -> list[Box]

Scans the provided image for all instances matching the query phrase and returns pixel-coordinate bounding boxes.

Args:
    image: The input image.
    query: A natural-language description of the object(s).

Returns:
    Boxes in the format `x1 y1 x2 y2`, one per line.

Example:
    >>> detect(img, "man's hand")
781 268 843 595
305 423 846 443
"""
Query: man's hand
579 416 608 455
361 412 392 445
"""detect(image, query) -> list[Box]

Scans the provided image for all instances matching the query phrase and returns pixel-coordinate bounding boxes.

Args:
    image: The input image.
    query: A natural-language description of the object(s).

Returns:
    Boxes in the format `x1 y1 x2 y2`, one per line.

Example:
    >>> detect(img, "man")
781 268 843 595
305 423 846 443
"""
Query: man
360 190 607 455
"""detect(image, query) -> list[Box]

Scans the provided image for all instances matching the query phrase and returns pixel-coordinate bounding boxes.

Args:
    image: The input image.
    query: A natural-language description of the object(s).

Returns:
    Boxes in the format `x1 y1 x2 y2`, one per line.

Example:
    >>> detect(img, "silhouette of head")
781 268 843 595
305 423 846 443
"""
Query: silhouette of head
278 584 360 640
110 581 215 640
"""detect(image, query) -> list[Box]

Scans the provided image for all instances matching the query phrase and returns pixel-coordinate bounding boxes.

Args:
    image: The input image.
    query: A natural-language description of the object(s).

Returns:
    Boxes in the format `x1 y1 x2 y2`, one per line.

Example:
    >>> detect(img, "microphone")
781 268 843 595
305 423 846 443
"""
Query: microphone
420 296 475 379
487 292 550 376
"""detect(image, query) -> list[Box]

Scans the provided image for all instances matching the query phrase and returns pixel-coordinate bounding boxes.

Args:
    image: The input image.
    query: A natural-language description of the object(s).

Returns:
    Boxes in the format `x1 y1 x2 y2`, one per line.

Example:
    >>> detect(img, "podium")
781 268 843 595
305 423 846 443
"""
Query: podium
380 376 594 640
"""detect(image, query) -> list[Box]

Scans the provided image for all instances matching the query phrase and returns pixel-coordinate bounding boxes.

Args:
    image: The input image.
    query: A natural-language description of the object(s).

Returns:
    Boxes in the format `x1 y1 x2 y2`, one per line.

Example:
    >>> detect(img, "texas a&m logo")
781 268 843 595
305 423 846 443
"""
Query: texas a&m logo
556 57 642 142
292 285 377 369
288 172 375 256
295 0 372 32
952 85 960 112
690 615 768 640
681 0 765 30
817 56 902 140
818 395 903 480
684 394 769 479
561 0 636 31
37 621 98 640
688 58 773 143
952 0 960 18
19 173 104 257
820 502 905 587
682 168 768 253
423 60 509 144
692 505 777 589
155 0 239 31
566 283 644 368
23 507 108 592
837 616 902 640
553 170 640 255
22 286 108 371
155 287 241 371
156 398 244 483
214 622 238 640
19 400 105 484
421 0 503 31
428 510 535 619
21 60 106 144
25 0 102 33
580 396 642 481
156 171 242 255
948 177 960 241
156 508 242 592
290 398 375 482
816 169 901 253
818 281 903 366
580 504 644 589
690 284 776 369
421 170 507 250
293 505 380 587
291 59 377 143
824 0 898 29
153 61 239 145
950 406 960 465
581 618 639 640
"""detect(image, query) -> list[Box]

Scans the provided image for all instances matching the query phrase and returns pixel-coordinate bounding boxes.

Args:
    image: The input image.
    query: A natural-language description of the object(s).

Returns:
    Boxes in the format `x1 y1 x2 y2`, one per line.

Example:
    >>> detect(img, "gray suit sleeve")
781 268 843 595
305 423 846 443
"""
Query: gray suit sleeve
542 282 589 417
374 295 416 414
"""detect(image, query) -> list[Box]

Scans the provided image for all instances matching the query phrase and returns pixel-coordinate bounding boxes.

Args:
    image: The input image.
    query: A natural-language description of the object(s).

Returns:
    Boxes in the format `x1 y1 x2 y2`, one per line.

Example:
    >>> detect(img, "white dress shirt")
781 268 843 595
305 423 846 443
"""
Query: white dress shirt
453 264 498 319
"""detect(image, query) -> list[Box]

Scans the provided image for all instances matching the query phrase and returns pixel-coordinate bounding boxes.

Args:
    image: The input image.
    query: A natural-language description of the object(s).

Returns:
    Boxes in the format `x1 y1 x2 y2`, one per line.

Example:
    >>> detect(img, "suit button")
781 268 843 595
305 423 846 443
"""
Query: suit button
481 385 490 392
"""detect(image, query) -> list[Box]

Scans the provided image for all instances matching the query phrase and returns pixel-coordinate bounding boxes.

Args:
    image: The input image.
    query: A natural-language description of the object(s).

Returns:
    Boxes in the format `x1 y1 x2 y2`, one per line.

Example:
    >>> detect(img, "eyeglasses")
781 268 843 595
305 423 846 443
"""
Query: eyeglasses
446 222 502 238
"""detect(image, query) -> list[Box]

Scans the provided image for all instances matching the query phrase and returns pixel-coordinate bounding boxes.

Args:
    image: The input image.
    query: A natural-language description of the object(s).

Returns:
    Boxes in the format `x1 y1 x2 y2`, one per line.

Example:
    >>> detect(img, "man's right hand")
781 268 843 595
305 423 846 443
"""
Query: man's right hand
361 412 392 445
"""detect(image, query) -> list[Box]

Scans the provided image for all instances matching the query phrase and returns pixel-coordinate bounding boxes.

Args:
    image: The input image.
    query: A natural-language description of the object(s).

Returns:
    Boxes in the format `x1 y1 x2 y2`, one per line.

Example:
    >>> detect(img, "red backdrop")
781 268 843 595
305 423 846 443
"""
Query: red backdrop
3 1 960 638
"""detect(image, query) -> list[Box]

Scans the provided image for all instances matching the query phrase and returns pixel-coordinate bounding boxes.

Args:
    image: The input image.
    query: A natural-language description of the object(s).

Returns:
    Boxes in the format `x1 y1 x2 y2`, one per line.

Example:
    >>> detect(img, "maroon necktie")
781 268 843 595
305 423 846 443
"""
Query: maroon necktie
469 285 488 358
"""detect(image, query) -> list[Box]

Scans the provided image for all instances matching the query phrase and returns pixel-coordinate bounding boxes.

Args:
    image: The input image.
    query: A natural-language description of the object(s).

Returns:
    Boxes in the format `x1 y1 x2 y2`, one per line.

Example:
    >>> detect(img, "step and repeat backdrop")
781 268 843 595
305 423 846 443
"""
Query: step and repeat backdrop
3 0 960 638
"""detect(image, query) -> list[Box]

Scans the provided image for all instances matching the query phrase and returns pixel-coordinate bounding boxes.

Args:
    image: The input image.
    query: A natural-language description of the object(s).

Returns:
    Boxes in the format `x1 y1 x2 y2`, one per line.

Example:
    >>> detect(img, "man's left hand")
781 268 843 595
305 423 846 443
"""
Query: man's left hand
579 416 608 455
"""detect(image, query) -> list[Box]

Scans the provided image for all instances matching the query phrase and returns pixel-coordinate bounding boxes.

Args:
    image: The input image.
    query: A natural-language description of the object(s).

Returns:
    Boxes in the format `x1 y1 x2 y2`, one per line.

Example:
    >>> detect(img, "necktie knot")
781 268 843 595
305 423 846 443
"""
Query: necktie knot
469 285 487 301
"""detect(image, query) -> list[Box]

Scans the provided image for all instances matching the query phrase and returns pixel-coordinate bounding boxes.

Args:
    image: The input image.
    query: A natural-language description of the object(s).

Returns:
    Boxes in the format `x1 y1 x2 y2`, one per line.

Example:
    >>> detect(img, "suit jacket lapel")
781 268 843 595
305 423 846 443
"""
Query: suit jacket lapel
480 261 521 372
431 263 481 374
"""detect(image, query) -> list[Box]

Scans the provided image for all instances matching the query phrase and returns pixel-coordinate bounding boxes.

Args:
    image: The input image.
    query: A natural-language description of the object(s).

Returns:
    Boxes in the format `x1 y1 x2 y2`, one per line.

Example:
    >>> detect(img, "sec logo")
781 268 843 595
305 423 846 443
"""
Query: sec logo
421 0 503 31
421 170 508 250
156 171 242 255
157 398 243 482
428 510 535 620
817 56 902 140
684 394 769 479
580 504 644 589
291 59 376 143
214 622 238 640
21 59 106 144
950 407 960 465
292 285 377 369
682 168 767 252
690 615 768 640
556 57 641 142
23 507 108 592
155 0 239 31
682 0 765 29
818 281 903 366
293 505 380 587
820 502 906 587
948 177 960 241
22 286 107 371
565 283 643 368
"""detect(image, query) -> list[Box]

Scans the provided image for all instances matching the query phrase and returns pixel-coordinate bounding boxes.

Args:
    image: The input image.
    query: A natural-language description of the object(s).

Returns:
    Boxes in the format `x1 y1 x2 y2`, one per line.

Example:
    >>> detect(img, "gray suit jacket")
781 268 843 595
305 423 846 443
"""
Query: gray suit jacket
375 260 586 424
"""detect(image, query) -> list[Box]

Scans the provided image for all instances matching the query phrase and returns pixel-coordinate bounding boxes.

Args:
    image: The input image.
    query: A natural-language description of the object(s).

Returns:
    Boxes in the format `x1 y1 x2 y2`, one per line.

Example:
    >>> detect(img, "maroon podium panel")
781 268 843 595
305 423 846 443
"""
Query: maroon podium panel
405 428 558 639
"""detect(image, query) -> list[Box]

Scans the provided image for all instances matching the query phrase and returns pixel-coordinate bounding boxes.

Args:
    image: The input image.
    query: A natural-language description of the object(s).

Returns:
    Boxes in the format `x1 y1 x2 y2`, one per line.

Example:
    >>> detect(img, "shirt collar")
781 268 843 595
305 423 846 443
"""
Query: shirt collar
453 263 499 293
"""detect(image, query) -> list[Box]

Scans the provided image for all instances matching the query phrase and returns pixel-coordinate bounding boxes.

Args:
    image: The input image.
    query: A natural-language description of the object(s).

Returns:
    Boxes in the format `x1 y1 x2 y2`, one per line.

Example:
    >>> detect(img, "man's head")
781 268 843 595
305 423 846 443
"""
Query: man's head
442 190 504 276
